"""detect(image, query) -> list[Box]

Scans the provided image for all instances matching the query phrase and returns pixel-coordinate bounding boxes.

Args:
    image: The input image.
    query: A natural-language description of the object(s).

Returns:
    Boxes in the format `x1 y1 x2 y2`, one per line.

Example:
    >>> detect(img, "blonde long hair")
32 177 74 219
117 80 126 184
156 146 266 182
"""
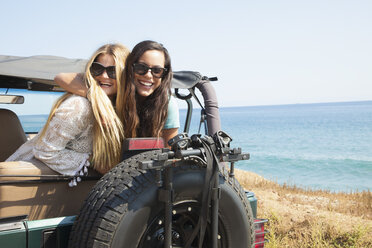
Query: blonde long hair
40 43 130 173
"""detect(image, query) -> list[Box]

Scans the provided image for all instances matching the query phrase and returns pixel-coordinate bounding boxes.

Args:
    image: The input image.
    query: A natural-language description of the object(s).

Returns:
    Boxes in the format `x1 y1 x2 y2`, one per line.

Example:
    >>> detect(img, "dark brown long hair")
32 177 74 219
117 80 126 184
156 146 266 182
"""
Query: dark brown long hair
116 40 173 138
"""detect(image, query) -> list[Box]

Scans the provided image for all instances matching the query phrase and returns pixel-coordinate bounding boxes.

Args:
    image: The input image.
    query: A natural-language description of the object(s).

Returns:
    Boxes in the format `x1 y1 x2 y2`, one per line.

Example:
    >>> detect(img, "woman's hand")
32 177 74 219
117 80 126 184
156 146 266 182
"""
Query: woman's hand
162 128 178 148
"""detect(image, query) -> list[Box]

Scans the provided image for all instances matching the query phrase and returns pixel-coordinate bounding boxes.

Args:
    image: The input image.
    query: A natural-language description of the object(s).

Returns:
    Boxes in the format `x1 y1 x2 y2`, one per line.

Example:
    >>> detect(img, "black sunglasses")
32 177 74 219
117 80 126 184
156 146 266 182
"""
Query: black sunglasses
133 63 167 78
90 62 116 79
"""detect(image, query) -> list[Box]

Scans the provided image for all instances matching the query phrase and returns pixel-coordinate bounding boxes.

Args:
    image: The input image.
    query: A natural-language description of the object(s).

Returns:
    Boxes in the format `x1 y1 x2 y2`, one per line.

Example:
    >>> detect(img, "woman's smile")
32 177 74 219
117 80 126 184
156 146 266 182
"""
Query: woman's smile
138 79 153 88
99 81 114 88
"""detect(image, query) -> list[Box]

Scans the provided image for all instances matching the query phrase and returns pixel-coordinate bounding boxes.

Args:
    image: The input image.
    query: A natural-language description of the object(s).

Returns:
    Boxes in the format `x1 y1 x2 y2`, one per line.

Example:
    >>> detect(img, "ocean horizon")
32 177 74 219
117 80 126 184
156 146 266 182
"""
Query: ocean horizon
18 99 372 193
181 99 372 110
180 100 372 192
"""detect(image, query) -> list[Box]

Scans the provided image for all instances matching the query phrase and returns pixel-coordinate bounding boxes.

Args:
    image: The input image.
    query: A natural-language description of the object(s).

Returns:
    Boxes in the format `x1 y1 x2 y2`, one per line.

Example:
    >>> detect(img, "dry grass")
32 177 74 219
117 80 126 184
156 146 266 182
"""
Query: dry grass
235 169 372 248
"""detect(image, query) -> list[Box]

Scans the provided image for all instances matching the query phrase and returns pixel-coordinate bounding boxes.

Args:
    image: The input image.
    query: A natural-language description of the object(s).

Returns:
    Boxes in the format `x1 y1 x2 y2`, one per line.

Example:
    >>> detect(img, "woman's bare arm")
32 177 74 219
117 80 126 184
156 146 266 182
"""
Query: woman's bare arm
54 73 88 97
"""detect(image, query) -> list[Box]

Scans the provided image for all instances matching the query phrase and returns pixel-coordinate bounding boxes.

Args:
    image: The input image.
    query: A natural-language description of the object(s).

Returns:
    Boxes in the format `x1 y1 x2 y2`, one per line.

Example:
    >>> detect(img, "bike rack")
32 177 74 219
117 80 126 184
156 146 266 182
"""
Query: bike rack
140 131 249 248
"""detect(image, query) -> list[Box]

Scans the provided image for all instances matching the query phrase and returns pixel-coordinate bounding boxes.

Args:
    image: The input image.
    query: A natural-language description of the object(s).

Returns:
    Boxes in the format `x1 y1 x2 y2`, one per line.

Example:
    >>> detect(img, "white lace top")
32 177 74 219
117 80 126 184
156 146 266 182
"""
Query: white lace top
6 95 94 177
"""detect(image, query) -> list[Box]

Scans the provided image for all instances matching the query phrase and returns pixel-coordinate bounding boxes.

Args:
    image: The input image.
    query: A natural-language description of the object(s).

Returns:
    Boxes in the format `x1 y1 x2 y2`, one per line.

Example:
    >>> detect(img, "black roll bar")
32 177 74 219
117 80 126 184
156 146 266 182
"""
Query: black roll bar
172 71 221 137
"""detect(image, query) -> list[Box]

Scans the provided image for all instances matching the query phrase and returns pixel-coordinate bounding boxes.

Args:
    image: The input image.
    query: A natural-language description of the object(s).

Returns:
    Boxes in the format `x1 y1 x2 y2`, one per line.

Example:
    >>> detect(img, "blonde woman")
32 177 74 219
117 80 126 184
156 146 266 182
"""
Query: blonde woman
6 43 130 184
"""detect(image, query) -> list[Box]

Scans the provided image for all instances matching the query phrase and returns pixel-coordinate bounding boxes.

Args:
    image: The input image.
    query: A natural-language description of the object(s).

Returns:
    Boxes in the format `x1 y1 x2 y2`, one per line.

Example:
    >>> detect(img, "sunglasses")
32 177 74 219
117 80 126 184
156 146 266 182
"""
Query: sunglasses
90 62 116 79
133 63 167 78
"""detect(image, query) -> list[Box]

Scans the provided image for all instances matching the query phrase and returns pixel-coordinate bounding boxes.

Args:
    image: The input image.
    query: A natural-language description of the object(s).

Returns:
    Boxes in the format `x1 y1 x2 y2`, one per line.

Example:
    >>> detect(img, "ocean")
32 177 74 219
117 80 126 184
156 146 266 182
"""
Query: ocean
18 100 371 193
180 100 372 193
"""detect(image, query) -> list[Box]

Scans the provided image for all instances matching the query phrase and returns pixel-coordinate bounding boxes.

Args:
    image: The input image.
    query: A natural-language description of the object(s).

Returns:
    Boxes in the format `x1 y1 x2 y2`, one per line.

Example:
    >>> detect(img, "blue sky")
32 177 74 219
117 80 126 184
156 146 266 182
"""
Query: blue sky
1 0 371 107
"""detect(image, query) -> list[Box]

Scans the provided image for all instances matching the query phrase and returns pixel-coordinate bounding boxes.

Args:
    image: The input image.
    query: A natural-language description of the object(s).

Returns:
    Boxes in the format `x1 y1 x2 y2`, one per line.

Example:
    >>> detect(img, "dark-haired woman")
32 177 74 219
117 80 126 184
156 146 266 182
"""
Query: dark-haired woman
116 40 178 143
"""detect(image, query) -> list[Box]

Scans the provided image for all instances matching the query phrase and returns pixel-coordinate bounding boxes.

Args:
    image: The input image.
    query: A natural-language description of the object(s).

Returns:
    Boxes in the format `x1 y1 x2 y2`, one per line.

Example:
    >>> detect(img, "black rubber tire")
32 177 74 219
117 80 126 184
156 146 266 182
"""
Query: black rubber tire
68 150 255 248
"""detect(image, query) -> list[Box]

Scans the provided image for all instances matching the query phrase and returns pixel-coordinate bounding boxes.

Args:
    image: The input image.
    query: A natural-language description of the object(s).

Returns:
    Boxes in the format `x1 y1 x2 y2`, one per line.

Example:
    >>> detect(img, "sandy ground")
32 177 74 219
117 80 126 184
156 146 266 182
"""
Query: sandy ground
234 169 372 236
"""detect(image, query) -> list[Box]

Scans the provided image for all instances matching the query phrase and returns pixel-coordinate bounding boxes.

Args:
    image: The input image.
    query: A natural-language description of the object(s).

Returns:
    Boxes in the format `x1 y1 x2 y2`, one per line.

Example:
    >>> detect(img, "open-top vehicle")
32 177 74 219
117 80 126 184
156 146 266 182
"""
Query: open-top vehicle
0 55 268 248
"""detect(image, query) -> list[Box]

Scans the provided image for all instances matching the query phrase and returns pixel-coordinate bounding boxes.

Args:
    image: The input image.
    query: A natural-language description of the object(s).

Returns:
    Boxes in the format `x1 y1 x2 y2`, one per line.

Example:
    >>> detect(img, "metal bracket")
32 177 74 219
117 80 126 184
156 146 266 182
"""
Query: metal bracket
211 187 221 200
222 148 250 162
158 188 174 203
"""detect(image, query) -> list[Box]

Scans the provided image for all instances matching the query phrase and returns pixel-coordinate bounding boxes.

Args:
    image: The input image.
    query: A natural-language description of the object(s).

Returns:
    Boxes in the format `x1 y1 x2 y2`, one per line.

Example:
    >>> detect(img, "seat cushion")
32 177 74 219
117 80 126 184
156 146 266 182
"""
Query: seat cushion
0 160 99 220
0 109 27 161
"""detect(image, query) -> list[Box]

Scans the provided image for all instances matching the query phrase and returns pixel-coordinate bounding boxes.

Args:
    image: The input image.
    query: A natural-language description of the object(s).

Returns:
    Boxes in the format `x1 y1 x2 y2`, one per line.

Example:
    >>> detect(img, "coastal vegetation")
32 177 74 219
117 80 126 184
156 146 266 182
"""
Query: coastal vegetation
235 169 372 248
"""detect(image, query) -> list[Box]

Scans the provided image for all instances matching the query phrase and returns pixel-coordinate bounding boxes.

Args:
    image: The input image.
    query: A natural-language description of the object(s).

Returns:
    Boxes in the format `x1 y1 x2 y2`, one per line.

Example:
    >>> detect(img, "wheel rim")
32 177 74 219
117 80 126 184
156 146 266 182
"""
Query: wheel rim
139 201 228 248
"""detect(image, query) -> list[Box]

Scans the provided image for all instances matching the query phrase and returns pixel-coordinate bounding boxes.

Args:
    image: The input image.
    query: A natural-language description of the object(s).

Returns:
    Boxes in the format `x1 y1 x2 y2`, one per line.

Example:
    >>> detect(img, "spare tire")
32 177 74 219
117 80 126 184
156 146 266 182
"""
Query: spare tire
68 150 255 248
